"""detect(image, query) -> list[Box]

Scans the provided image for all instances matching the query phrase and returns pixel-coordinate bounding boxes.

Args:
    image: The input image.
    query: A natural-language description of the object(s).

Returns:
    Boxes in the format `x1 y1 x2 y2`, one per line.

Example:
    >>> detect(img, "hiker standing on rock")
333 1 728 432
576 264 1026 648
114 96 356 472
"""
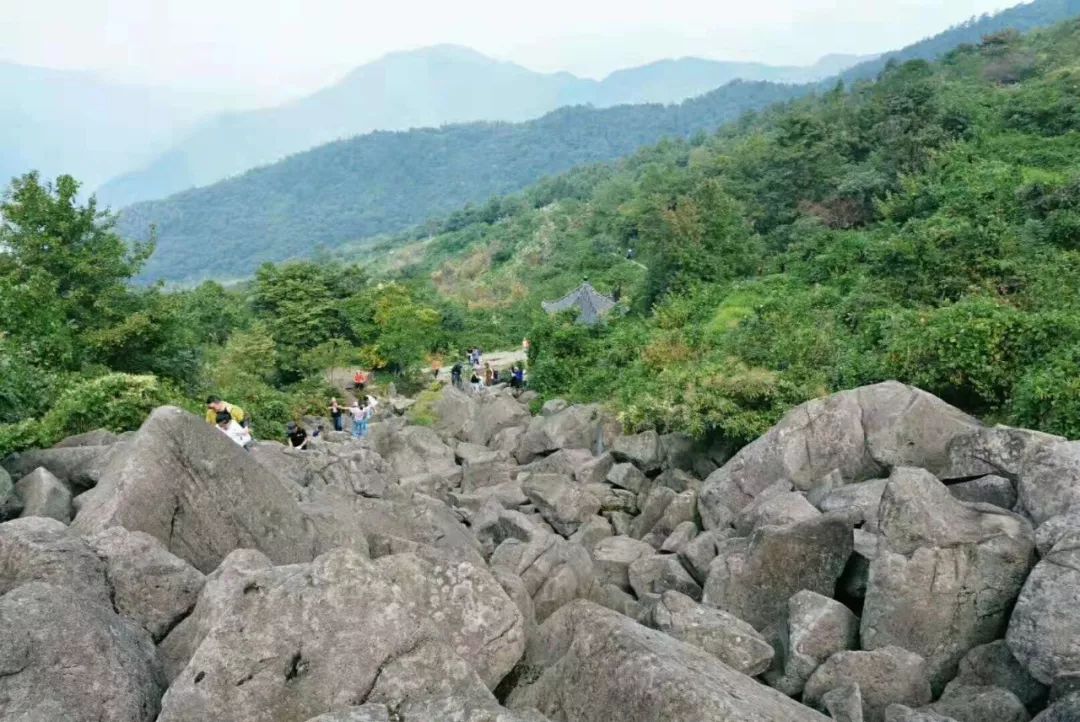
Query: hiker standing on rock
329 398 343 432
484 362 494 387
451 362 463 389
349 399 365 438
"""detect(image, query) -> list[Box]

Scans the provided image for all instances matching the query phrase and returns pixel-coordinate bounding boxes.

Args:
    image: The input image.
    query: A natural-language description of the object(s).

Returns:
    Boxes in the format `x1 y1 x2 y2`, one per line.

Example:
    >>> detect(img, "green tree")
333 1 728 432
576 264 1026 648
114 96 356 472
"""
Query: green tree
0 173 153 368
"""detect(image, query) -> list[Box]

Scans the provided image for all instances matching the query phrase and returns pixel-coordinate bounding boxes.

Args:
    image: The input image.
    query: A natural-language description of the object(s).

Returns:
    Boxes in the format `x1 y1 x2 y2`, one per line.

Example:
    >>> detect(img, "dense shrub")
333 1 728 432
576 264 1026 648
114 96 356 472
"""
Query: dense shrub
37 373 179 444
1012 343 1080 438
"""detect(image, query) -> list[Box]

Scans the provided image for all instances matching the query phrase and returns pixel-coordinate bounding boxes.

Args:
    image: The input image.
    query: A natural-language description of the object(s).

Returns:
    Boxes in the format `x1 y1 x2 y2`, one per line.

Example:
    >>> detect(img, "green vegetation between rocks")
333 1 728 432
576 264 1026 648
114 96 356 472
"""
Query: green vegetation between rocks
381 21 1080 443
6 20 1080 456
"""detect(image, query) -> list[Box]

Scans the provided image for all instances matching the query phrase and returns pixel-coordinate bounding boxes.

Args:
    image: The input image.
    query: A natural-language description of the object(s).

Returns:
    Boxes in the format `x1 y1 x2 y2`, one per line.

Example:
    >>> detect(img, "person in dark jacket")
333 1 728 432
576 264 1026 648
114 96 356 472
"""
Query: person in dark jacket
286 421 309 450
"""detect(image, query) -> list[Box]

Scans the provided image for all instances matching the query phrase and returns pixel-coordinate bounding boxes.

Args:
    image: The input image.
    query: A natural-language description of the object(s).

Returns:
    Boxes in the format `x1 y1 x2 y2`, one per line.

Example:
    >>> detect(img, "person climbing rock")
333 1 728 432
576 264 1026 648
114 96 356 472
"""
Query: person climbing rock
215 410 253 448
206 396 247 428
286 421 309 450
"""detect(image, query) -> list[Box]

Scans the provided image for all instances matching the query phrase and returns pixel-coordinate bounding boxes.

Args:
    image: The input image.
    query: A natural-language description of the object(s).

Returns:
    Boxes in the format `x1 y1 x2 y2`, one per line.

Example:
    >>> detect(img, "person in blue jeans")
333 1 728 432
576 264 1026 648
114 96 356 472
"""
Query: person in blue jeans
349 399 365 438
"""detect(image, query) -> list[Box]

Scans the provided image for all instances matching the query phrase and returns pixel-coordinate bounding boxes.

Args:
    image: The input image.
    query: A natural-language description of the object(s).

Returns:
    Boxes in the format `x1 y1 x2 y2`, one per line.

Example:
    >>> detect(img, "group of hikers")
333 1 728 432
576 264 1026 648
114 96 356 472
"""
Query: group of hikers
449 347 526 392
206 390 379 451
329 394 379 439
205 345 526 450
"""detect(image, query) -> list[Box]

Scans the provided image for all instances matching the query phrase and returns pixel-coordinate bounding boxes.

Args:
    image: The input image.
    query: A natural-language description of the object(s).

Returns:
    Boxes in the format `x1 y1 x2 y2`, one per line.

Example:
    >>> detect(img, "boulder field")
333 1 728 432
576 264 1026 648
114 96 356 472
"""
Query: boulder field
2 380 1079 721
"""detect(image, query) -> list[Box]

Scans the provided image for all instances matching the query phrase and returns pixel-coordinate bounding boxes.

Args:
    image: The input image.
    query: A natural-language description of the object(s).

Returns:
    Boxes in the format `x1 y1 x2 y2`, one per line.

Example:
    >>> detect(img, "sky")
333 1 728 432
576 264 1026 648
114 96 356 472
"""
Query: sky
2 0 1018 104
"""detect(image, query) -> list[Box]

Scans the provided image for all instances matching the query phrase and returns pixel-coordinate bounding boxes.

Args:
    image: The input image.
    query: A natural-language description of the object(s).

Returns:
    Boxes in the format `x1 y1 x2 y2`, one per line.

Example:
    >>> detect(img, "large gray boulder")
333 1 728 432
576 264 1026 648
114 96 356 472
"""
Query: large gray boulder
1015 439 1080 525
158 549 274 681
515 404 616 463
1007 536 1080 685
463 394 531 447
457 442 514 490
804 647 933 722
947 475 1017 510
71 406 368 573
679 528 737 584
885 707 959 722
699 382 985 525
607 462 648 493
922 685 1030 722
2 444 112 492
702 514 852 630
1031 694 1080 721
489 530 597 622
472 501 546 559
251 442 398 498
813 478 888 531
611 430 662 473
518 448 594 479
432 385 478 439
567 515 612 551
0 582 164 722
434 386 531 448
0 516 110 604
0 465 20 521
506 599 829 721
590 535 655 591
640 489 697 549
641 590 775 676
366 423 459 482
52 428 120 448
1034 507 1080 556
632 485 676 539
944 641 1046 712
521 473 601 537
764 590 860 697
85 526 205 641
861 468 1035 691
340 490 483 566
661 520 700 554
628 553 703 600
13 467 71 522
734 485 820 536
157 549 524 722
822 684 865 722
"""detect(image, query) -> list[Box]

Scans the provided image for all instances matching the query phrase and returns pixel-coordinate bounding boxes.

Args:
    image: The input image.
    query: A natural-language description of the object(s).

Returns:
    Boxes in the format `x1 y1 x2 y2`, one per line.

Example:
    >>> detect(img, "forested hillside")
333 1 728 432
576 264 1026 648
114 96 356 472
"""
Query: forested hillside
97 46 857 208
117 0 1080 285
380 20 1080 443
8 14 1080 462
119 81 800 283
840 0 1080 83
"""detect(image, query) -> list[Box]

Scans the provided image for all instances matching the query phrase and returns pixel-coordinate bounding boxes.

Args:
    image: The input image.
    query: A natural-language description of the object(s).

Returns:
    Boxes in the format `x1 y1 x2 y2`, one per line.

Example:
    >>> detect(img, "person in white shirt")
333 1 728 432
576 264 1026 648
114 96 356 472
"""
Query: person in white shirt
349 400 365 438
215 410 253 448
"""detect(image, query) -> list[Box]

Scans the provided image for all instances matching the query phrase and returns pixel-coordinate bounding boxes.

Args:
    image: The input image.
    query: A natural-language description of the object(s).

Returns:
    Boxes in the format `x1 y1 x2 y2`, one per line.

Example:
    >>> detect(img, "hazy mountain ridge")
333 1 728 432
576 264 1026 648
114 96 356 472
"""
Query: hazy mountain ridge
114 0 1080 284
0 61 241 190
95 46 863 208
119 80 799 283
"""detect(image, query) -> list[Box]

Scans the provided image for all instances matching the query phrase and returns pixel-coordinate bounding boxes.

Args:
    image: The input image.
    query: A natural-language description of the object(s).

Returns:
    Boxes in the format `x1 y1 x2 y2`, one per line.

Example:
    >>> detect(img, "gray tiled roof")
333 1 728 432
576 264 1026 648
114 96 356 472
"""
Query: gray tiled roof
542 282 616 326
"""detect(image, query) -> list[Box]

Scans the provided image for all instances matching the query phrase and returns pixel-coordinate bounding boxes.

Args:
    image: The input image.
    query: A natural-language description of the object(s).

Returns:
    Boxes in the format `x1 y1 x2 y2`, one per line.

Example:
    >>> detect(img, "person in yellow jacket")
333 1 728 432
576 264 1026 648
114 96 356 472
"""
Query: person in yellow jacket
205 396 248 428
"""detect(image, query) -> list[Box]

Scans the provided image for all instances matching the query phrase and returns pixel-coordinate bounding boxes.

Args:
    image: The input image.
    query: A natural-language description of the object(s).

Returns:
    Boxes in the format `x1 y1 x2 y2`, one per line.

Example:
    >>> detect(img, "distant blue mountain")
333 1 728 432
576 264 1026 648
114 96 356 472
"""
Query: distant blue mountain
95 46 866 208
0 62 231 190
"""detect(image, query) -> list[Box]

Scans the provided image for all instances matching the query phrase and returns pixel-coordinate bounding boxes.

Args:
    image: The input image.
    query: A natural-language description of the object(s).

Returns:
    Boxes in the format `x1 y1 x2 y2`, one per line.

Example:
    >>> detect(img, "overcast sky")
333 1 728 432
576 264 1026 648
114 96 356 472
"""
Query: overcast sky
3 0 1017 103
